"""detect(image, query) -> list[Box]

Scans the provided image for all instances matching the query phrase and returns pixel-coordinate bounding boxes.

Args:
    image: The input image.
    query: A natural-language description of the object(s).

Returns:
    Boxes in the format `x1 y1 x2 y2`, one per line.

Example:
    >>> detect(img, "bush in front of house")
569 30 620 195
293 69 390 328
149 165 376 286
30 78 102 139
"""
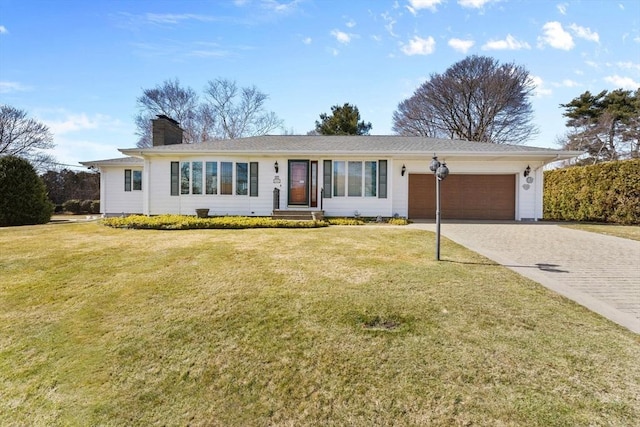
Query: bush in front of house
101 215 330 230
62 199 82 214
544 159 640 224
0 156 54 226
90 200 100 214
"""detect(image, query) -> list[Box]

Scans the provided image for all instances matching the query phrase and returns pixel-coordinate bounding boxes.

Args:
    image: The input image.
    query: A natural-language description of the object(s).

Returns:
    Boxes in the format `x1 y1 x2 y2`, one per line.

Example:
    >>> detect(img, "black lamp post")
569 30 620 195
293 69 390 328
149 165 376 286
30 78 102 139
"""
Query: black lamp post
429 156 449 261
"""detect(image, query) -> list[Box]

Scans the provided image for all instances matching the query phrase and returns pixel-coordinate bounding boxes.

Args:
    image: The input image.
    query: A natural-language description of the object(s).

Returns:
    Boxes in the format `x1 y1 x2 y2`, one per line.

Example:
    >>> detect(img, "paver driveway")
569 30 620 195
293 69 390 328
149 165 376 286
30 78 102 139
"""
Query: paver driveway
410 222 640 334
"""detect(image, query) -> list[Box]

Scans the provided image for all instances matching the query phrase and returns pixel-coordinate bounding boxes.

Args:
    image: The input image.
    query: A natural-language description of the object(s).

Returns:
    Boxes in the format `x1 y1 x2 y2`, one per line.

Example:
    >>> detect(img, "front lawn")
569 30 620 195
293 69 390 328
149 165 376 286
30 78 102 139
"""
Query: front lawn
1 222 638 426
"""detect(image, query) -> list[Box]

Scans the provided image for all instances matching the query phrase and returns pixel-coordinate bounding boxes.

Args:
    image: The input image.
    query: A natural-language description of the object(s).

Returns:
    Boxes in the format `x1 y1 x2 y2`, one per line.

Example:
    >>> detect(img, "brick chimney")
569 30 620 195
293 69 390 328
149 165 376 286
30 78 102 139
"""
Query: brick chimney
152 115 183 146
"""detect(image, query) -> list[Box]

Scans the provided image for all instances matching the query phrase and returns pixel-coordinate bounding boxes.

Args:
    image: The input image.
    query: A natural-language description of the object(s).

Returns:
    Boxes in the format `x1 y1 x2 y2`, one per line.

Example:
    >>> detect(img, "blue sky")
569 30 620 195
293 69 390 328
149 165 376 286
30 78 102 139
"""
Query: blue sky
1 0 639 169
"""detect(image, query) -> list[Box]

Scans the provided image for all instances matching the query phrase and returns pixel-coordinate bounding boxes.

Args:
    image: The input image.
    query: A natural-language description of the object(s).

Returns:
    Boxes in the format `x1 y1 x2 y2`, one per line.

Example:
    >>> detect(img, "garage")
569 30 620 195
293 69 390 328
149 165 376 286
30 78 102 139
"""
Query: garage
408 174 516 220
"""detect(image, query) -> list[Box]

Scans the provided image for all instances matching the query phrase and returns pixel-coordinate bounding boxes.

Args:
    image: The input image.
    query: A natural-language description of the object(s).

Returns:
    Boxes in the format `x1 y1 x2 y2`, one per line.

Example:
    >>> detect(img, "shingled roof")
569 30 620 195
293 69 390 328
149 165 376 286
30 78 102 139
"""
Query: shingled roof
119 135 581 160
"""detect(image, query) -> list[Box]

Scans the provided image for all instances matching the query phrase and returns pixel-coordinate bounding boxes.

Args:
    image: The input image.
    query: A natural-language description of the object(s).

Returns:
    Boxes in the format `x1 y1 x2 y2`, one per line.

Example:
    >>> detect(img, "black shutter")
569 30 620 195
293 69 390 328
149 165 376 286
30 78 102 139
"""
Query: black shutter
323 160 332 198
378 160 387 199
250 162 259 197
170 162 179 196
124 169 132 192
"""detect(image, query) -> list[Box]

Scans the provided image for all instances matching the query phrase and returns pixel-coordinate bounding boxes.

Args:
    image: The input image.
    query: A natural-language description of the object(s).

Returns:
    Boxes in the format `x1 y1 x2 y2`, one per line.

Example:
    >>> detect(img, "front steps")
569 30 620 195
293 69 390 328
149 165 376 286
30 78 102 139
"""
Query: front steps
272 210 324 221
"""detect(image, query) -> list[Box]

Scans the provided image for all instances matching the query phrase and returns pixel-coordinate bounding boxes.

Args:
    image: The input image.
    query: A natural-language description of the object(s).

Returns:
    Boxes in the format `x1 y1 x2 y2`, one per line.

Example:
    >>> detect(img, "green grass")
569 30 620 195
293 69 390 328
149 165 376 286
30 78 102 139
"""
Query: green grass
1 222 639 426
560 223 640 241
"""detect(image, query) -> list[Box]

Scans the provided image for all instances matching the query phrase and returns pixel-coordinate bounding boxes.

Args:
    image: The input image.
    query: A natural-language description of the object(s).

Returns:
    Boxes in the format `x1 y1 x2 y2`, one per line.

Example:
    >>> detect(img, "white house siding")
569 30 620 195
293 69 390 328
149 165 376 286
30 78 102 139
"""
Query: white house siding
146 157 275 216
101 166 143 216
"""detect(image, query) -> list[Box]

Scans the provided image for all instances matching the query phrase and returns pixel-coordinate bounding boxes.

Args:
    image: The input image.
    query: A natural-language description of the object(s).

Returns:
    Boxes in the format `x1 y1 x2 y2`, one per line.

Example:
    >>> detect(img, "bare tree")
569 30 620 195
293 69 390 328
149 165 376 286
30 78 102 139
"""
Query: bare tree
0 105 55 171
135 78 282 147
135 79 210 147
393 55 538 144
203 78 283 139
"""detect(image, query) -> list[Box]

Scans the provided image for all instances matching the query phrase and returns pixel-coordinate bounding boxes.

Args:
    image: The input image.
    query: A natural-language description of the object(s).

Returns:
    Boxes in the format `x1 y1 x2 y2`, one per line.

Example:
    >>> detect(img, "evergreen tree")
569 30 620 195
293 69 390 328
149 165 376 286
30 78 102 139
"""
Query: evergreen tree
315 103 372 135
0 156 53 226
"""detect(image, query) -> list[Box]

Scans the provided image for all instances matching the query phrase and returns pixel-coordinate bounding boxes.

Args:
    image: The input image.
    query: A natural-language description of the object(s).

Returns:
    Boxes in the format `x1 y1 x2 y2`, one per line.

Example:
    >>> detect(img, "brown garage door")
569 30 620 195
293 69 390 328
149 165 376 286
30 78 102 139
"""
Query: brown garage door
408 174 515 220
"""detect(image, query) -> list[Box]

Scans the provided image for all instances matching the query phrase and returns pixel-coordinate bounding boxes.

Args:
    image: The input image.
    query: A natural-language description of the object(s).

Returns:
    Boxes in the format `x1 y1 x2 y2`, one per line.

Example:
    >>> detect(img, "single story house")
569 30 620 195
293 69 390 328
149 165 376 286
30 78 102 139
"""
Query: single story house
81 116 581 221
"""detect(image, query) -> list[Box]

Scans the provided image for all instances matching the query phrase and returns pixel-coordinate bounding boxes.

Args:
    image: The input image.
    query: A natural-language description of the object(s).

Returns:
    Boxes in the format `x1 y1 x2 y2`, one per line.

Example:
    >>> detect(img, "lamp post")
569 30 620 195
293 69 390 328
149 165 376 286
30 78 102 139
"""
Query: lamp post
429 156 449 261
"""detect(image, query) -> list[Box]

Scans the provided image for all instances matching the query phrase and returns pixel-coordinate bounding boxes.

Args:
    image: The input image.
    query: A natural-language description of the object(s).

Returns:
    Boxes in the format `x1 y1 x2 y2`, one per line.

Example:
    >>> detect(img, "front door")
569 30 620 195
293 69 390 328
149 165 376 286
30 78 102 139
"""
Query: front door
288 160 309 206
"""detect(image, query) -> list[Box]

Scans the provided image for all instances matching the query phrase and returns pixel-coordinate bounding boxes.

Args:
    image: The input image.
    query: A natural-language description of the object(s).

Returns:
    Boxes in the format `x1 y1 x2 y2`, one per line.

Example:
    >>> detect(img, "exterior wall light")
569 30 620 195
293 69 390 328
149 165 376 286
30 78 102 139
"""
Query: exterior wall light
524 165 531 177
274 161 279 173
401 164 406 176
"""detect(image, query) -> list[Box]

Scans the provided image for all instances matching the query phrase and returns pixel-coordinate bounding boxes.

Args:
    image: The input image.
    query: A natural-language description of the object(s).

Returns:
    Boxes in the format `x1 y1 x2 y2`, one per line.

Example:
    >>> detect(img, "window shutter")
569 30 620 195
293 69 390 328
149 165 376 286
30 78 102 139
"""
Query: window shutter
378 160 387 199
250 162 259 197
124 169 132 192
170 162 179 196
323 160 332 198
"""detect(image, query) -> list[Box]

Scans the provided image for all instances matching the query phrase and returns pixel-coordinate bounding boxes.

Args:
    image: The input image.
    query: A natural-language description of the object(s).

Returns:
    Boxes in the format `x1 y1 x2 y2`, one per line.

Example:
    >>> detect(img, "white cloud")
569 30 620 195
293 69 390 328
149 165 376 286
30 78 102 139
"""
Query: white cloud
458 0 493 8
448 38 475 53
0 25 8 34
561 79 580 87
556 2 568 15
568 23 599 43
407 0 443 14
538 21 574 50
617 61 640 71
604 75 640 89
0 81 31 93
260 0 302 14
330 29 352 44
531 76 553 97
401 35 436 55
44 113 110 136
144 13 217 25
302 37 312 45
345 19 356 28
381 12 397 37
482 34 531 50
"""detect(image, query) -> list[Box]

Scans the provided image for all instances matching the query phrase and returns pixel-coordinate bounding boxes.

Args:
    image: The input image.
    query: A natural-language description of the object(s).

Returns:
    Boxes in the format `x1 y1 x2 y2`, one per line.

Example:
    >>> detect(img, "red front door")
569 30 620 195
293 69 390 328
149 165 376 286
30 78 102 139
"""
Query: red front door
288 160 309 206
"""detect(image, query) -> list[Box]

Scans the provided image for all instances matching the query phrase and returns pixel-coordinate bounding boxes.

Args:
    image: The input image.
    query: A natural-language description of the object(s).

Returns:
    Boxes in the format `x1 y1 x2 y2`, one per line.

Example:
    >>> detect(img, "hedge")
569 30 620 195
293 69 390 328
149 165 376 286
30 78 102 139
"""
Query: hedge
101 215 329 230
544 159 640 224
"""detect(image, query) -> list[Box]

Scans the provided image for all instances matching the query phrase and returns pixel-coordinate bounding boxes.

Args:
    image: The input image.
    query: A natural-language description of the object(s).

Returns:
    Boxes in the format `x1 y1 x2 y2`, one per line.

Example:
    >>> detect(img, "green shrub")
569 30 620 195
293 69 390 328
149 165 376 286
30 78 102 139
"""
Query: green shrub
326 217 365 225
0 156 54 226
90 200 100 214
62 199 82 214
101 215 329 230
80 199 93 214
387 217 409 225
544 159 640 224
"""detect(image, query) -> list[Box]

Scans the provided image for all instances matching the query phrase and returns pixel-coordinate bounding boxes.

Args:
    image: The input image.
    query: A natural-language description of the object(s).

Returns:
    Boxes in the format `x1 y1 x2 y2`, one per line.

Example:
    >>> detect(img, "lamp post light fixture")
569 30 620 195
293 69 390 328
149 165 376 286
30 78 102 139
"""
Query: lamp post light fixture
401 164 406 176
429 156 449 261
274 161 279 174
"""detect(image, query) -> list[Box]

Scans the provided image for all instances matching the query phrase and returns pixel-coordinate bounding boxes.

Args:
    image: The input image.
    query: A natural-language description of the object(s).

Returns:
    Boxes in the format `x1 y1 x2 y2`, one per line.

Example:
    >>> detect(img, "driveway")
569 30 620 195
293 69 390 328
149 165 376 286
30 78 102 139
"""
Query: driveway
409 222 640 334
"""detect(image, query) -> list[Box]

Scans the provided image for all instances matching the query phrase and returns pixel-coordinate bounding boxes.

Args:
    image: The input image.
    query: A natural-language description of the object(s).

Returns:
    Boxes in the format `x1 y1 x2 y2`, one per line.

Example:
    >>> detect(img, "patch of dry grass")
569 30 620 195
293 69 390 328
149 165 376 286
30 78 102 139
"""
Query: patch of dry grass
1 222 639 426
560 223 640 241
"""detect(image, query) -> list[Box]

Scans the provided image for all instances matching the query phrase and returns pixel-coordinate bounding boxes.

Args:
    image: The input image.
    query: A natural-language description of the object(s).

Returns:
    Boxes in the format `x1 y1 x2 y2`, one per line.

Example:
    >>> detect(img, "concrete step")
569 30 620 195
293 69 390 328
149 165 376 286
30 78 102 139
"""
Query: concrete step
272 210 324 221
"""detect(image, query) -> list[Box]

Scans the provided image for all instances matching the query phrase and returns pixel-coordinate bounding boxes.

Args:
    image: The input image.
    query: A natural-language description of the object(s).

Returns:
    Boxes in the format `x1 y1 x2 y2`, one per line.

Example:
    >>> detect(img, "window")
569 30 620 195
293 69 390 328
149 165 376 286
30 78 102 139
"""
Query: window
205 162 217 195
170 160 254 196
180 162 190 195
348 161 362 197
236 163 248 195
250 162 259 197
364 161 376 197
192 162 203 195
125 169 142 192
133 170 142 191
220 162 233 195
124 169 131 192
171 162 179 196
329 160 386 198
333 161 345 197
